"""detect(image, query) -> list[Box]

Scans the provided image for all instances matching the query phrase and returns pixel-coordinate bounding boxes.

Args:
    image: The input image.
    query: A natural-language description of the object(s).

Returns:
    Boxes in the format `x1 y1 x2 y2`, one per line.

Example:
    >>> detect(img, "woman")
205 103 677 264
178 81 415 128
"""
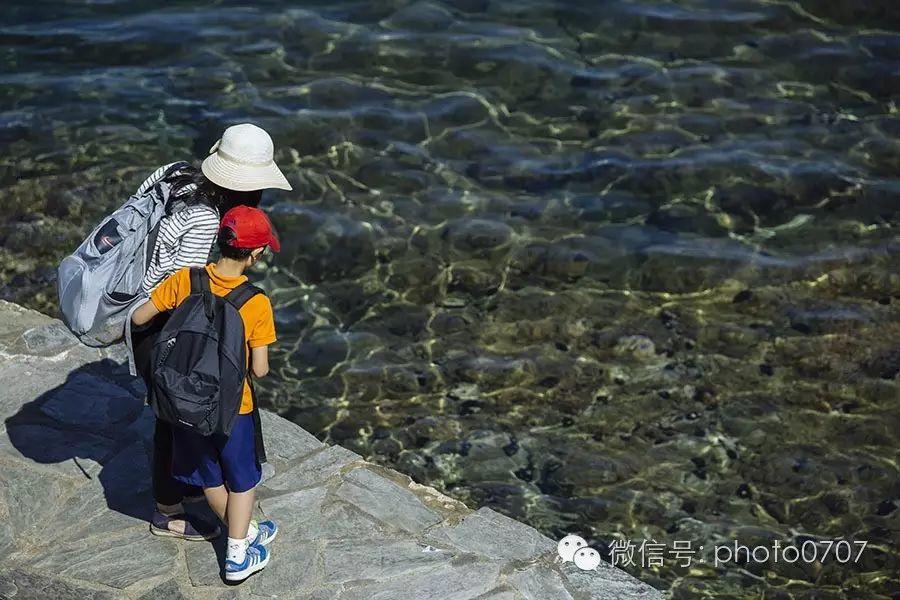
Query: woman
130 123 291 541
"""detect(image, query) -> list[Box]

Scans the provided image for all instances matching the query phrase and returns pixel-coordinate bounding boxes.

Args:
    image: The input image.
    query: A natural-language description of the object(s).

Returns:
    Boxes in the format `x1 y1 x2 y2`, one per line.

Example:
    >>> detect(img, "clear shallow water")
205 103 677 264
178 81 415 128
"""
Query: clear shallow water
2 1 899 596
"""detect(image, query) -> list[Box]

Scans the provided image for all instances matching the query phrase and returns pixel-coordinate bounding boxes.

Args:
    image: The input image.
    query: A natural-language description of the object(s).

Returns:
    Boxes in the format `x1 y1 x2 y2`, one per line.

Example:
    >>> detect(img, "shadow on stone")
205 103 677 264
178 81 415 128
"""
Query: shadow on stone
3 359 154 533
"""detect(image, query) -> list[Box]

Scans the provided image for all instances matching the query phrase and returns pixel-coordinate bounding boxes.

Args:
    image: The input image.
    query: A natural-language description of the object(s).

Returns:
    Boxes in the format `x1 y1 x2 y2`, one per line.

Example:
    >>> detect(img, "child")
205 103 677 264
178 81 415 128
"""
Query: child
132 205 281 582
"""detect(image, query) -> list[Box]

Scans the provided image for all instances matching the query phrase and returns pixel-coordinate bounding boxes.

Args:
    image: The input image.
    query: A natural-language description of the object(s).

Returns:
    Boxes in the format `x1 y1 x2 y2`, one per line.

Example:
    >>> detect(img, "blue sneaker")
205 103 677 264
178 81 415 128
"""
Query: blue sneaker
250 519 278 547
224 543 269 582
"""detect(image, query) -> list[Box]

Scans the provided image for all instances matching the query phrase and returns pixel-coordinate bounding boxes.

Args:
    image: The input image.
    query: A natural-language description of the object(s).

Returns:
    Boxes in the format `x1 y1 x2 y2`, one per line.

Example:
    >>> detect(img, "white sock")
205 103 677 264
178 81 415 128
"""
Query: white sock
245 520 259 544
226 537 248 565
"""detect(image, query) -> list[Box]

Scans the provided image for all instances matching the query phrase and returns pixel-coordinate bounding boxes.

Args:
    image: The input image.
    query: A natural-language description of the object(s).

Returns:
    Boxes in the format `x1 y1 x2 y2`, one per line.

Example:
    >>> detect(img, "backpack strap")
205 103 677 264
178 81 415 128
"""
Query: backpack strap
224 280 269 464
136 161 190 197
189 267 212 295
224 281 264 310
189 268 214 318
142 161 194 270
163 160 191 181
248 380 268 464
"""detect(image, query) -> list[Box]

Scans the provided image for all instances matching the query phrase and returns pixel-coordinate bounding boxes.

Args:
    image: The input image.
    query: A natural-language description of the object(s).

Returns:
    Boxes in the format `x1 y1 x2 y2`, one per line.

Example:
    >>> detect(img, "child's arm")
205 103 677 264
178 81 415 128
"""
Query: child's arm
133 268 185 325
250 346 269 378
247 294 276 379
132 299 161 326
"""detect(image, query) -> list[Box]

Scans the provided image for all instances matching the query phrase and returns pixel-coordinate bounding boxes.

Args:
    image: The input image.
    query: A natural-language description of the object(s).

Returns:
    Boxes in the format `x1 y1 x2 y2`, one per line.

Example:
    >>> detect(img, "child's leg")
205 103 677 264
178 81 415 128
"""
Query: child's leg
203 485 261 541
218 415 267 580
218 415 263 541
204 482 262 532
226 487 256 539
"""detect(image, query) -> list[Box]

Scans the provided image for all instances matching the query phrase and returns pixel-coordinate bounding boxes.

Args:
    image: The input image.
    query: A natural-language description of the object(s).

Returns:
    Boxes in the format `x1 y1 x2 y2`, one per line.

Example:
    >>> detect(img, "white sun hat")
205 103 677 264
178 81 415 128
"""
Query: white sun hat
201 123 292 191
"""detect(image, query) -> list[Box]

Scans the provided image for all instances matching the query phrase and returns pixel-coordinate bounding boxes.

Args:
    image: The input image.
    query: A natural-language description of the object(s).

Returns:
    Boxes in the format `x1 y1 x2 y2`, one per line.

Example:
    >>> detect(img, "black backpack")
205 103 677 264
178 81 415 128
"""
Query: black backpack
149 268 263 437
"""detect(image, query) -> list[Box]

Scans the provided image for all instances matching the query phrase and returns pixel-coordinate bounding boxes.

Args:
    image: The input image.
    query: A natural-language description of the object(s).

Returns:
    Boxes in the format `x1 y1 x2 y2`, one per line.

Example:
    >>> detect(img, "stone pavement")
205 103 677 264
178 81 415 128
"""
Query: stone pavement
0 301 662 599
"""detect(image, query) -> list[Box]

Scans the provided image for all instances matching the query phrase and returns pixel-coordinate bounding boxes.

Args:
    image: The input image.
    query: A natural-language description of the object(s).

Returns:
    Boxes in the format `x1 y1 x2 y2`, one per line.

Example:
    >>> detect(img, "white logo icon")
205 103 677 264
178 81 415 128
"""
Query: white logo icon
574 547 602 571
557 535 587 563
557 535 602 571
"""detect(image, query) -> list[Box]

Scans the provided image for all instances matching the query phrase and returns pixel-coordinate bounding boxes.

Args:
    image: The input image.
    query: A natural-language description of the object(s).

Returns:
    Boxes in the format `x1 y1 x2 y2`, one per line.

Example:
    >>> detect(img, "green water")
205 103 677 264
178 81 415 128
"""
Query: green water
1 1 898 596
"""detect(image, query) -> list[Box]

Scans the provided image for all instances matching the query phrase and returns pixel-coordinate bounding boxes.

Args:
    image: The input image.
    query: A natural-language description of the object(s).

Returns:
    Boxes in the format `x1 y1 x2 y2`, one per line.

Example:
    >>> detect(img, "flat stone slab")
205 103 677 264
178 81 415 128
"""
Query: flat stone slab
259 486 395 542
183 535 230 588
423 506 555 561
48 441 153 546
0 457 81 559
0 360 74 423
322 538 453 585
481 591 518 600
248 537 320 598
262 445 360 493
39 373 143 432
134 579 185 600
563 561 662 599
29 528 179 590
259 409 326 466
0 568 121 600
336 467 444 534
285 586 342 600
8 321 84 357
0 301 662 599
337 560 503 600
0 301 62 350
507 564 575 600
0 422 114 480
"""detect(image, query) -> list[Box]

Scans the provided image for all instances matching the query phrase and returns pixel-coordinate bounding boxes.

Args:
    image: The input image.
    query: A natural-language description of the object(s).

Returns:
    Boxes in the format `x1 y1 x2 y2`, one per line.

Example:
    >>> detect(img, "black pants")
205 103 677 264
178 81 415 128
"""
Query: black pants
132 312 202 506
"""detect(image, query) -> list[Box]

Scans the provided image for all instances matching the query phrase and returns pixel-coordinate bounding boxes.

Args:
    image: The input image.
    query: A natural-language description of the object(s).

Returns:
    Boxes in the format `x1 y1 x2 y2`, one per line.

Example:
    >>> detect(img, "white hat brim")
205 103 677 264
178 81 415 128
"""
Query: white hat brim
201 152 292 191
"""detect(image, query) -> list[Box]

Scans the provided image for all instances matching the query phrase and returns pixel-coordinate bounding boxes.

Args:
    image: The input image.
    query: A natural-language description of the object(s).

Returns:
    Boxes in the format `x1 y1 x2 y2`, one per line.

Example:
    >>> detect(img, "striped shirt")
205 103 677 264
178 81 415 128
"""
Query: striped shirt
141 204 219 293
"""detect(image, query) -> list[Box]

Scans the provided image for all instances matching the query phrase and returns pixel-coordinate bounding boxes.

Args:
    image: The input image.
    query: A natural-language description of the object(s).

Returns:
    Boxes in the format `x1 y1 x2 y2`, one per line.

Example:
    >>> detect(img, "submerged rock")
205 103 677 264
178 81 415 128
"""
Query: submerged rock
444 218 513 258
383 2 456 32
614 335 657 361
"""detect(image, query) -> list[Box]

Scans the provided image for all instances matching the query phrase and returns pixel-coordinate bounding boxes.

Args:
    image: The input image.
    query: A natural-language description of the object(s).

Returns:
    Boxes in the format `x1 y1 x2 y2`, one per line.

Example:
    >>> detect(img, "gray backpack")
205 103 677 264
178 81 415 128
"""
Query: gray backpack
57 161 192 347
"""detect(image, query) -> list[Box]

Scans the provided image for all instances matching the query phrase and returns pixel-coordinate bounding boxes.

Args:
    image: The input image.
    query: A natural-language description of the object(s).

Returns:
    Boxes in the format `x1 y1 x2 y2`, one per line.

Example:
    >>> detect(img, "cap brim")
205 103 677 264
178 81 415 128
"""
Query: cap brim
201 153 292 191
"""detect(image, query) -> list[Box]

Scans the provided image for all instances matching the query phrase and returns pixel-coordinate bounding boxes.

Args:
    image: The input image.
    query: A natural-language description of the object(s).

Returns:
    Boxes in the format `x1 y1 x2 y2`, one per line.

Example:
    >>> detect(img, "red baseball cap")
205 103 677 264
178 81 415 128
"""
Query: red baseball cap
219 205 281 252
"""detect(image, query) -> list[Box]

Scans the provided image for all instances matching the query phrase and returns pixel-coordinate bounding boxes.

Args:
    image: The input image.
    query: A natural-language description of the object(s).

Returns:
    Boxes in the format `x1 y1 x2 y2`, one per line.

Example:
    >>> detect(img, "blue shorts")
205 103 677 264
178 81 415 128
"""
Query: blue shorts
171 414 261 493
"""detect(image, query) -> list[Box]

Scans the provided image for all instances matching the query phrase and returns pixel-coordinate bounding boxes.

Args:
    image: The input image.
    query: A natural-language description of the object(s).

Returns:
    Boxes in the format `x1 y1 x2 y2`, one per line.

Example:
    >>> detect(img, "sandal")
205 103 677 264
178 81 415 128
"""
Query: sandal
150 511 220 541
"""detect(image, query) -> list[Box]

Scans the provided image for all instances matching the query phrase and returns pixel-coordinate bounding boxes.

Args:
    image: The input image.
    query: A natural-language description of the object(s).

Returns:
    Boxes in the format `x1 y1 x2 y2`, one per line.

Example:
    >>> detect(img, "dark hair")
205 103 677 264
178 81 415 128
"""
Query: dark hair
217 226 255 260
169 166 262 215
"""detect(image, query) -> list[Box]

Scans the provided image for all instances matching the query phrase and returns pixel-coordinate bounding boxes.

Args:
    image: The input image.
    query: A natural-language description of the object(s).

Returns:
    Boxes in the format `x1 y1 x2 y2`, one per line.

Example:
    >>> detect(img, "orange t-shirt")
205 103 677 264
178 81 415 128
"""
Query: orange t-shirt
150 264 276 414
